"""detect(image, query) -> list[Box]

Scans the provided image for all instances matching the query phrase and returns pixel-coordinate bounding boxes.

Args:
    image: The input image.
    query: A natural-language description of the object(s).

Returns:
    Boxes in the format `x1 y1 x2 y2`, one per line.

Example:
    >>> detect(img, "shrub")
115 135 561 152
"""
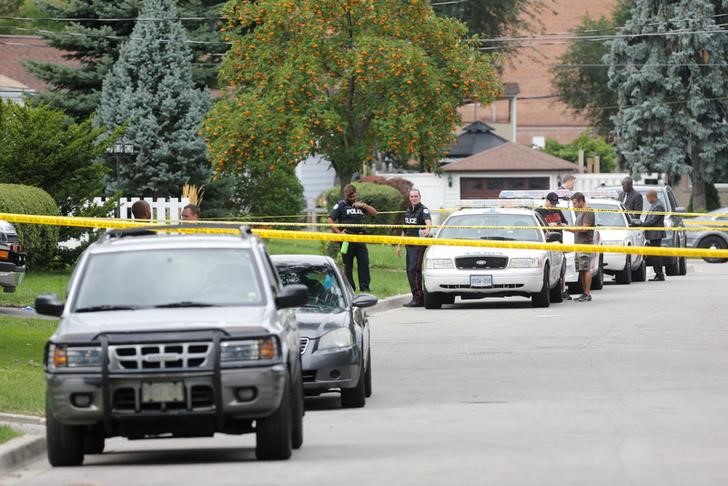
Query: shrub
359 175 414 225
324 182 402 235
0 183 60 270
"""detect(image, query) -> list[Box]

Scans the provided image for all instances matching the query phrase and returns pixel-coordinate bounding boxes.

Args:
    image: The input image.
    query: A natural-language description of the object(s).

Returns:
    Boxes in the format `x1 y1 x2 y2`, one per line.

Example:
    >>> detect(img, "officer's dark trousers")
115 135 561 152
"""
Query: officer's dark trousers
406 245 426 301
342 242 370 291
647 239 664 276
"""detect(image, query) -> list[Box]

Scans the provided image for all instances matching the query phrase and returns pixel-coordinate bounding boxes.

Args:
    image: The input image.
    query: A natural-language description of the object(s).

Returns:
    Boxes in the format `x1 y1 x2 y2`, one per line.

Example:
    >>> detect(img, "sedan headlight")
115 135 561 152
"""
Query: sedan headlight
318 328 353 350
221 337 279 362
425 258 454 269
509 257 543 268
47 344 102 370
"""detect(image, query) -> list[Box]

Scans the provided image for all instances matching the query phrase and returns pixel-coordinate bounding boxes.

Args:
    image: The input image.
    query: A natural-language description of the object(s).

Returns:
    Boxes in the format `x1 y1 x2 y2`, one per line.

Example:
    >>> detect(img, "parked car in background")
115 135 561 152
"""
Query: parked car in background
0 220 26 293
603 184 687 276
423 207 567 309
685 207 728 263
36 225 309 466
272 255 376 408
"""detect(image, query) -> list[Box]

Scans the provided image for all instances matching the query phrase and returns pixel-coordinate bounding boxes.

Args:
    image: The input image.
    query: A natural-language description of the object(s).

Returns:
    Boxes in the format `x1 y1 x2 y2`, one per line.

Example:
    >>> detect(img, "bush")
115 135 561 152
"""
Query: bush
324 182 402 235
359 175 413 225
0 183 60 270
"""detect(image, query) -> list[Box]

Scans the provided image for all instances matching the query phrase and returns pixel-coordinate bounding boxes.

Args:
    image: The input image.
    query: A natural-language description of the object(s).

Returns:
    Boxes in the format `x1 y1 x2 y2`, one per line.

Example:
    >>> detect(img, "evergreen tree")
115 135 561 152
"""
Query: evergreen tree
25 0 226 120
607 0 728 210
95 0 210 197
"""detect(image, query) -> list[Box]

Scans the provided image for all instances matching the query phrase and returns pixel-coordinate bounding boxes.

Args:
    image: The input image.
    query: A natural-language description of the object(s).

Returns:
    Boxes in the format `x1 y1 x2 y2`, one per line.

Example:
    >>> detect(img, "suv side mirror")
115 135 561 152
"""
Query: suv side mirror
546 232 562 243
629 218 642 227
275 284 309 309
35 294 64 317
352 293 378 308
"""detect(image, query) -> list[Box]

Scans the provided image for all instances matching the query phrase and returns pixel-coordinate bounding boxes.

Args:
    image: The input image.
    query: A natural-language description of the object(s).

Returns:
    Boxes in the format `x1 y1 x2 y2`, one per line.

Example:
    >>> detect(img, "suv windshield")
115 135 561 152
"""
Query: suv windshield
74 248 263 311
590 204 628 227
438 214 543 242
276 265 346 311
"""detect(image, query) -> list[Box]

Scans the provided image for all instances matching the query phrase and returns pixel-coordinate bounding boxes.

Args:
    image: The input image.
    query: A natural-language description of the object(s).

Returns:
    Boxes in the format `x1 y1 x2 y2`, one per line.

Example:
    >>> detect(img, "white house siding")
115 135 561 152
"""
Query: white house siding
295 155 336 210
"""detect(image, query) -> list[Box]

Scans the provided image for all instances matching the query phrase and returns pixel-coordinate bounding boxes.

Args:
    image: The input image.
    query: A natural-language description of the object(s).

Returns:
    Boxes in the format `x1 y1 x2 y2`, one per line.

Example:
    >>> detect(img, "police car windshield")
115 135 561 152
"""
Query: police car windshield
276 265 346 311
590 204 628 227
438 214 543 242
73 249 264 311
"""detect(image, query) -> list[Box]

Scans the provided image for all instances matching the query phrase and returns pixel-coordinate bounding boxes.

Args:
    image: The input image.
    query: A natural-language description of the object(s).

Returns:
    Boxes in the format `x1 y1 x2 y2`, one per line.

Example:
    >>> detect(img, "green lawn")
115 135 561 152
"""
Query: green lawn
0 270 70 308
0 424 22 445
0 317 56 416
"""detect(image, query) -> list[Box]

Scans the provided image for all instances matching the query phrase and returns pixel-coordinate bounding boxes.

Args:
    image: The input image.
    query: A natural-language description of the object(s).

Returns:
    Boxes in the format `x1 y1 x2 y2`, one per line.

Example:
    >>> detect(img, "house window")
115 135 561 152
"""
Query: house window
460 177 550 199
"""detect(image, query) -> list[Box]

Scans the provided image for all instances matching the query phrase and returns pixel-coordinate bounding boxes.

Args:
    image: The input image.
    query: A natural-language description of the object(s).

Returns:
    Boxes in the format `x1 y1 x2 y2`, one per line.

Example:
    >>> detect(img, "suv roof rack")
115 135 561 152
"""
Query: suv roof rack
101 223 254 242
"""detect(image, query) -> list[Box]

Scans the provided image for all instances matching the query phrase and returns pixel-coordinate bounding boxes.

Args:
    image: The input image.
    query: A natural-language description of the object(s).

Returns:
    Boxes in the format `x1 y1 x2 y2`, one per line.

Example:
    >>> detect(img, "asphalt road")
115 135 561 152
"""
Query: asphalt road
4 262 728 486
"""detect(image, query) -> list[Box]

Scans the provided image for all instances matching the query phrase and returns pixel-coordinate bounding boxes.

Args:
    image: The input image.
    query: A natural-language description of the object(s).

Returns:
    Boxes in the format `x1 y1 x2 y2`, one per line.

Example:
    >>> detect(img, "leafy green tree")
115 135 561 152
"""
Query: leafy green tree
431 0 547 41
95 0 211 197
551 1 633 138
25 0 226 120
543 132 615 172
205 0 502 188
607 0 728 210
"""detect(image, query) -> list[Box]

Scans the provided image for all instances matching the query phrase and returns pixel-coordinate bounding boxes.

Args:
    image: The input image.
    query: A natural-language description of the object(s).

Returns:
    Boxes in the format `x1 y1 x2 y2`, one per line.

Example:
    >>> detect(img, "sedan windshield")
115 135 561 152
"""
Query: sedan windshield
73 248 263 311
438 214 544 242
590 204 628 227
276 265 346 311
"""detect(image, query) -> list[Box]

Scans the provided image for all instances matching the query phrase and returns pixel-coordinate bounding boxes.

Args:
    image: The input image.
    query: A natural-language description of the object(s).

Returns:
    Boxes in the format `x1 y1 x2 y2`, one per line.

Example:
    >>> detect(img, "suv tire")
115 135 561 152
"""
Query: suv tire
290 364 304 450
46 397 85 467
256 374 293 460
341 360 366 408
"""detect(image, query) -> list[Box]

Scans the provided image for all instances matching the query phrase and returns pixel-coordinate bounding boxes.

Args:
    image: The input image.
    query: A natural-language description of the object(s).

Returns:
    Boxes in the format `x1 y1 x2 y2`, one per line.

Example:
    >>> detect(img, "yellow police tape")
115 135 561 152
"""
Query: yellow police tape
2 212 728 260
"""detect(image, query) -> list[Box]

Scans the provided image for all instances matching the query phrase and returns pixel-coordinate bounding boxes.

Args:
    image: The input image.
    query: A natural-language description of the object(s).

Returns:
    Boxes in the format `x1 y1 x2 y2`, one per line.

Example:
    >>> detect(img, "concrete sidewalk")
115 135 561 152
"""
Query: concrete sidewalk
0 414 45 478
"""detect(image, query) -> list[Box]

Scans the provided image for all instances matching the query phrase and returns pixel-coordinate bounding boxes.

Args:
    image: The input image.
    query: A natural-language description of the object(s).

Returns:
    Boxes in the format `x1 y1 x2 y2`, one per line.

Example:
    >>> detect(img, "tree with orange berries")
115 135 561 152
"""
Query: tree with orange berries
204 0 502 186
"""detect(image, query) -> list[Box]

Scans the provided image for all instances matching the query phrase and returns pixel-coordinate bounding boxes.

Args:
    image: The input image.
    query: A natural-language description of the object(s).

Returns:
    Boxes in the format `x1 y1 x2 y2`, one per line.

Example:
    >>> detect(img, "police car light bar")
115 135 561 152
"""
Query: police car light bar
498 189 620 200
459 199 540 209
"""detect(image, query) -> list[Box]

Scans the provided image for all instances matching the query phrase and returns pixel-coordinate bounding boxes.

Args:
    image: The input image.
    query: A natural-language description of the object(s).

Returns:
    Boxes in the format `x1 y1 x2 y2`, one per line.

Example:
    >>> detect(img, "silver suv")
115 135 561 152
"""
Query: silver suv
36 225 308 466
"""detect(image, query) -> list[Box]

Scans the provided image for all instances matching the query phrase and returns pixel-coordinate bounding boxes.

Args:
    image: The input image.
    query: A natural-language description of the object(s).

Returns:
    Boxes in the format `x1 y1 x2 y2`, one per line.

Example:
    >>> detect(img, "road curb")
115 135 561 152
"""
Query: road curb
0 423 45 476
369 293 410 314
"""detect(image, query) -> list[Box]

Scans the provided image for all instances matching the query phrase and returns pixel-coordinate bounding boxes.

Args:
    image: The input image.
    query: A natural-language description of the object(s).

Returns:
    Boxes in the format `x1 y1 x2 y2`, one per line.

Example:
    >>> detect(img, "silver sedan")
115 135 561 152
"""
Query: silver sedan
685 207 728 263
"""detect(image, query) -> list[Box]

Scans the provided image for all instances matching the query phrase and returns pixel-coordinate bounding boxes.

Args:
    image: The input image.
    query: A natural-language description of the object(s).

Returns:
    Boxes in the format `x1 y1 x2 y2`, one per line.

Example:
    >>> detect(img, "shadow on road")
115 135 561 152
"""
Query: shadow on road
304 395 342 411
87 446 256 466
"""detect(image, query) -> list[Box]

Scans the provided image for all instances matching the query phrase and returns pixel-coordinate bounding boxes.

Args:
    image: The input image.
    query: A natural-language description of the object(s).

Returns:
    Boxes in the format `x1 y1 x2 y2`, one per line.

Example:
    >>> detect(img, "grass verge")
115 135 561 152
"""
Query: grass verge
0 424 21 445
0 270 71 308
0 317 57 416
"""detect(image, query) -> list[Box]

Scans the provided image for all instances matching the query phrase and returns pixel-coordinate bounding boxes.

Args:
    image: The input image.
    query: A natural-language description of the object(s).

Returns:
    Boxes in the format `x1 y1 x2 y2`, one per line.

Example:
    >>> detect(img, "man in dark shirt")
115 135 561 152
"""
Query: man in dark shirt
567 192 595 302
536 192 570 300
396 189 432 307
328 184 377 291
643 190 667 281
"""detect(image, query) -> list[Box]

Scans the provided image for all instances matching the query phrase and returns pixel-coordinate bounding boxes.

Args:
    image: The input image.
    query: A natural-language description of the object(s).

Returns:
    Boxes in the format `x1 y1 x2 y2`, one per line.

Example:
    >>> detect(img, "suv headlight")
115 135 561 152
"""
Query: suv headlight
318 328 353 350
425 258 454 269
221 337 279 363
509 257 542 268
47 344 102 370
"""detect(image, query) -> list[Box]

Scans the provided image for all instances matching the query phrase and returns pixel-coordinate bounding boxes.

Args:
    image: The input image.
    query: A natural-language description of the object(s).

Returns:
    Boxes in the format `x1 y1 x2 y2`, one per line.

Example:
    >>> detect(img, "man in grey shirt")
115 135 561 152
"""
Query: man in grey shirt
567 192 595 302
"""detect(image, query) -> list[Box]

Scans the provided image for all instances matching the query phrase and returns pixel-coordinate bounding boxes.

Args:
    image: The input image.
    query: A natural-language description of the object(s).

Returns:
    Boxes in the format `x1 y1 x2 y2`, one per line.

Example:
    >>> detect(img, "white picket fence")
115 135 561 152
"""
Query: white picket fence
92 197 190 223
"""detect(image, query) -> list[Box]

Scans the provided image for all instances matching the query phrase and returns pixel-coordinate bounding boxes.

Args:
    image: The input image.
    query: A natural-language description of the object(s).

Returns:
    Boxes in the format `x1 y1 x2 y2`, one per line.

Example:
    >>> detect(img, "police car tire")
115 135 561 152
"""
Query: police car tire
531 266 550 308
423 289 443 310
549 271 564 303
632 259 647 282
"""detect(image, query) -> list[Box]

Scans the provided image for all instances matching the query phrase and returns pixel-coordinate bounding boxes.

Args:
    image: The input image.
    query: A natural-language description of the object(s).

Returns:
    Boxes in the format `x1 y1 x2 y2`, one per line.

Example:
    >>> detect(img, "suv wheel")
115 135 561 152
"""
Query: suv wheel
678 256 687 275
665 256 680 276
290 363 304 450
615 255 632 285
341 360 366 408
46 397 85 467
256 374 293 460
531 266 550 308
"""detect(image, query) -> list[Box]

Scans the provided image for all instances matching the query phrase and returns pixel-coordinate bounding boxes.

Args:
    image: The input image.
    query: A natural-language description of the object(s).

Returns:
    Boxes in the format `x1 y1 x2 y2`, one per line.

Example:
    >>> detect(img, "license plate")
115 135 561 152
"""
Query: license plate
142 381 184 403
470 275 493 288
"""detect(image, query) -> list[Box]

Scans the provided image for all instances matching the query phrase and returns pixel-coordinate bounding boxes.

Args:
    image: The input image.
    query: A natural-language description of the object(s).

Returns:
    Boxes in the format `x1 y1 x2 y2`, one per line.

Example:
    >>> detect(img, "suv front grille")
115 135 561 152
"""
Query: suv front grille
110 385 216 412
299 338 310 355
108 342 213 371
455 256 508 270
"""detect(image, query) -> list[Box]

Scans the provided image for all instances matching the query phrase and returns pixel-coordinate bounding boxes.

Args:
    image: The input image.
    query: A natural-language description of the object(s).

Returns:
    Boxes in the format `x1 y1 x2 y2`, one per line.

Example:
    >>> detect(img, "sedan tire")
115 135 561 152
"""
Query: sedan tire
423 288 443 310
341 361 366 408
531 266 550 308
700 236 727 263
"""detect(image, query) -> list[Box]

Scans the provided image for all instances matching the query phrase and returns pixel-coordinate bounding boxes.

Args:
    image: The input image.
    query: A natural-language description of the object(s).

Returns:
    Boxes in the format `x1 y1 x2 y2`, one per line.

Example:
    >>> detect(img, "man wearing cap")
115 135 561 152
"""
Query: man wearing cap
536 192 570 300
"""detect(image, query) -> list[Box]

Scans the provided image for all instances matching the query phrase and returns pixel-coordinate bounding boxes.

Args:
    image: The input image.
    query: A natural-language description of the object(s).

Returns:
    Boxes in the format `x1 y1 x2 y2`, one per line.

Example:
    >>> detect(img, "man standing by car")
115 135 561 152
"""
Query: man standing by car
397 189 432 307
567 192 595 302
618 176 643 220
559 174 576 192
643 190 667 281
536 192 570 300
328 184 377 291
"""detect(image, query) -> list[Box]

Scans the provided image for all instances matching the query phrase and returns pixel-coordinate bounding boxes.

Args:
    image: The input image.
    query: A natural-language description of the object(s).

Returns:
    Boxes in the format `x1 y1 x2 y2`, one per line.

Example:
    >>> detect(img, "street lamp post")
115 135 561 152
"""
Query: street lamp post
106 143 135 217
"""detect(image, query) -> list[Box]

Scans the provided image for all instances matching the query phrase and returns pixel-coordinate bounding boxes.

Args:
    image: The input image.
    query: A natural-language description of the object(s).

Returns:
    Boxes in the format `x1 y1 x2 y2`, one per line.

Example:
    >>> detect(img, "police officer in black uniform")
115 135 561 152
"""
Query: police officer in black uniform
396 189 432 307
328 183 377 291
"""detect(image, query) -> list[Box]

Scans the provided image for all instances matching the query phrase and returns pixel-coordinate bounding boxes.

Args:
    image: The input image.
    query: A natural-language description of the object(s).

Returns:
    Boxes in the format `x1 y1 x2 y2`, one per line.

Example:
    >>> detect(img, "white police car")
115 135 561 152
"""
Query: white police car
422 208 566 309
